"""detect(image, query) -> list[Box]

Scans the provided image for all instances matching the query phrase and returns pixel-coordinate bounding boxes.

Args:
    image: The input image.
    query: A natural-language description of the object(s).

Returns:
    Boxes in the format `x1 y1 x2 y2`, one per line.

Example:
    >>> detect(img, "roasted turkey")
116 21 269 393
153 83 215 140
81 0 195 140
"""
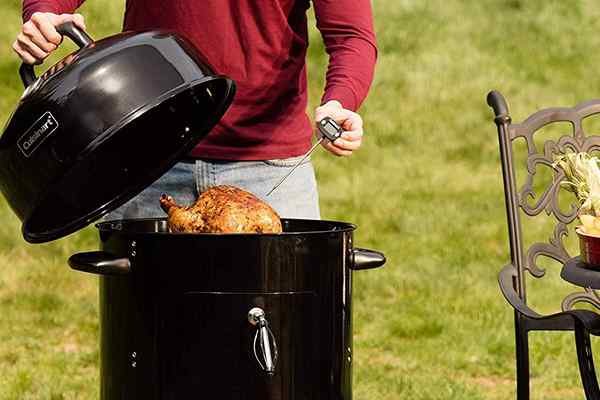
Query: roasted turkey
159 185 283 233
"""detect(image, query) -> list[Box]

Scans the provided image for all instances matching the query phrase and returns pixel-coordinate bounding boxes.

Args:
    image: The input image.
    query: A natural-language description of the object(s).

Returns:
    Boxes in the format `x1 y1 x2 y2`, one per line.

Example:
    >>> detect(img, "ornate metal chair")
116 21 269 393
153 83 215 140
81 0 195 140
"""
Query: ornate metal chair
488 90 600 399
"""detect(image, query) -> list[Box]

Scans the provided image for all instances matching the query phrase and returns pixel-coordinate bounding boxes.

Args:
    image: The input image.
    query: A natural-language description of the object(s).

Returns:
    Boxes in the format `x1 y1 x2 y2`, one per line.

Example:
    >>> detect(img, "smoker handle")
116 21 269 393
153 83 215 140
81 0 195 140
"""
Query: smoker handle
68 251 131 275
20 21 94 88
351 248 386 270
248 307 278 376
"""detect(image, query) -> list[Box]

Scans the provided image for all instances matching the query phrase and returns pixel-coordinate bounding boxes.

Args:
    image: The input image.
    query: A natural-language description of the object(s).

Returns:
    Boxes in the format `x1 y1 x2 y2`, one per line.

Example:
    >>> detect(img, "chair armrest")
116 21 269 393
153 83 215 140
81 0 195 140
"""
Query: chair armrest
499 264 600 395
498 264 542 319
499 264 600 334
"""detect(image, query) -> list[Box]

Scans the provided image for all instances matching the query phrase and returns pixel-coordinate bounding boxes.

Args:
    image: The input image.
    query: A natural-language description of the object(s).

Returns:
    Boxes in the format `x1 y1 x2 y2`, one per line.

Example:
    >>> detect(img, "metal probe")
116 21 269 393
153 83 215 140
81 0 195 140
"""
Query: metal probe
266 117 344 197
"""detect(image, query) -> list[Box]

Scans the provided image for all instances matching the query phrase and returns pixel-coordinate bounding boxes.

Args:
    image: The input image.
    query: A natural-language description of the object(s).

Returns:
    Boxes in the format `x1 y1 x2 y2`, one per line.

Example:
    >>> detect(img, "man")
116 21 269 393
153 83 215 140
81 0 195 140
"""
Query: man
14 1 377 220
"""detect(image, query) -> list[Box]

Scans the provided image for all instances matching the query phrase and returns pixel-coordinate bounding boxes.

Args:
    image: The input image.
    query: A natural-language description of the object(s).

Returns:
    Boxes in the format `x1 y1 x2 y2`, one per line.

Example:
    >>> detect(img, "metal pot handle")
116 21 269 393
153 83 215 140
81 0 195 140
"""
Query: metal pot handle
68 251 131 275
248 307 278 376
19 21 94 88
351 248 386 270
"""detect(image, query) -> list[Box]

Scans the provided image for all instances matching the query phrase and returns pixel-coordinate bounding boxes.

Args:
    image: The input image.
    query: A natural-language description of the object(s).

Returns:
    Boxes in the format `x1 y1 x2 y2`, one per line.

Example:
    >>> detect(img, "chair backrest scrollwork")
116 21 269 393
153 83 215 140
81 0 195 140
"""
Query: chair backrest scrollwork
489 91 600 305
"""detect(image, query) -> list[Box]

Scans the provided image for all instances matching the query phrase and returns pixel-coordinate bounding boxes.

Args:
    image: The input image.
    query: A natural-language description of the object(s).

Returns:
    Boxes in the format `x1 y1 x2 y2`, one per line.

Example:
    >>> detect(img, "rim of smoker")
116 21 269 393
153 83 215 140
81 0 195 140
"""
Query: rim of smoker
96 218 357 236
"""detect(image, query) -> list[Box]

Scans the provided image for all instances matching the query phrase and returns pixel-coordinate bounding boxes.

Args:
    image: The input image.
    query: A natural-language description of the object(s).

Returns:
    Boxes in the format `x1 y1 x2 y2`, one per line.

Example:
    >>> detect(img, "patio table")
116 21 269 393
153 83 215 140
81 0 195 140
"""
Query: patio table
561 257 600 310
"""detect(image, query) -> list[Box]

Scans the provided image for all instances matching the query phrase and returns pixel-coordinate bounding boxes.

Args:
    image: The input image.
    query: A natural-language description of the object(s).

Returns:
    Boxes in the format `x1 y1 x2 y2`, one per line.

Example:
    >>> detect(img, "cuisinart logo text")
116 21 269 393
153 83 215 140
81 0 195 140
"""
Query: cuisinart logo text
17 112 58 157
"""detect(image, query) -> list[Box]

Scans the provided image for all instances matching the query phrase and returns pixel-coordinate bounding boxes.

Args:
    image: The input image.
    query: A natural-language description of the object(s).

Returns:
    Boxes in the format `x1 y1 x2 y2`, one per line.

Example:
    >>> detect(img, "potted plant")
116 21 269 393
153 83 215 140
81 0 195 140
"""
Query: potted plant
555 151 600 267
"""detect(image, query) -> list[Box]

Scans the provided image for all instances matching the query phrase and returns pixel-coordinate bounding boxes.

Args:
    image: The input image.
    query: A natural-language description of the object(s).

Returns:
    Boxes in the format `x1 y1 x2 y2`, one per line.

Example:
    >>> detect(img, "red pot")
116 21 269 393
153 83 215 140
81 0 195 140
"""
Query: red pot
576 227 600 268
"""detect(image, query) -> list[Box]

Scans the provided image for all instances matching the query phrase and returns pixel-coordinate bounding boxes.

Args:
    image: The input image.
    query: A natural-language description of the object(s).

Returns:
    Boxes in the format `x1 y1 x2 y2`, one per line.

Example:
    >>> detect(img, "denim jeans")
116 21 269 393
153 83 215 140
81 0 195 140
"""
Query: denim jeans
106 156 320 220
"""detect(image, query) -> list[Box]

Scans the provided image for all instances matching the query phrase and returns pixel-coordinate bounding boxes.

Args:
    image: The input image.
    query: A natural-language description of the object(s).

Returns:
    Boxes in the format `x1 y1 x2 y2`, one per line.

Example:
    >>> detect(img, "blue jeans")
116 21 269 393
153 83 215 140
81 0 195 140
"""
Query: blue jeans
106 156 320 220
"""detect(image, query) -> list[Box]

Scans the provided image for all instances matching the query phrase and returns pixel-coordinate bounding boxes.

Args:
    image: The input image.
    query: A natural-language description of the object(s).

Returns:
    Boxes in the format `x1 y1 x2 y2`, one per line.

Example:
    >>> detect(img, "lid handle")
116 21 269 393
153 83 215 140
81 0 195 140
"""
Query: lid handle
19 21 94 88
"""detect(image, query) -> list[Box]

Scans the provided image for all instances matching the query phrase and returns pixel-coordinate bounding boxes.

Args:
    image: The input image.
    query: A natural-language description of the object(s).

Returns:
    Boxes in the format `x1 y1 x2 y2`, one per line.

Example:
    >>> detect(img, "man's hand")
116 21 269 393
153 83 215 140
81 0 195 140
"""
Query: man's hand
315 100 363 157
13 12 86 65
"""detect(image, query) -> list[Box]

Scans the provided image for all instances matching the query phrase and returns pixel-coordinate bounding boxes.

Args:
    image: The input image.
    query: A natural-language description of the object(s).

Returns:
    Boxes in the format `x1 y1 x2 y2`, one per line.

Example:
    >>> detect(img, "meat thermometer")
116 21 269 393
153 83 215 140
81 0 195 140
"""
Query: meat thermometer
266 116 344 197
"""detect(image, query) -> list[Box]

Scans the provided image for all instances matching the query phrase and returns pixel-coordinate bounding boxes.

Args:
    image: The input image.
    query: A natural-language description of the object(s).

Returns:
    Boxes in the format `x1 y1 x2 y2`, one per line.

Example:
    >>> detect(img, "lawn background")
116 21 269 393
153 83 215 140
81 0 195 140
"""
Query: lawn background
2 0 600 399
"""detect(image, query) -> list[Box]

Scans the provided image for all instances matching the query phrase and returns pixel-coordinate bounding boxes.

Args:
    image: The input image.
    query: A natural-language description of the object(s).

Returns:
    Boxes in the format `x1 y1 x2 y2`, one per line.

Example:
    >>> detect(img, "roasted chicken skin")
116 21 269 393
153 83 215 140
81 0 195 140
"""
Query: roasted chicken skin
160 185 283 233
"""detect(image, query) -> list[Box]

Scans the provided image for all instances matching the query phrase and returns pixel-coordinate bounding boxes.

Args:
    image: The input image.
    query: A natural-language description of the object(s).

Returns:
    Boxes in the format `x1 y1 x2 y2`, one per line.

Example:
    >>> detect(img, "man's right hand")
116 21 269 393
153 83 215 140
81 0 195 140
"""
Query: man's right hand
13 12 86 65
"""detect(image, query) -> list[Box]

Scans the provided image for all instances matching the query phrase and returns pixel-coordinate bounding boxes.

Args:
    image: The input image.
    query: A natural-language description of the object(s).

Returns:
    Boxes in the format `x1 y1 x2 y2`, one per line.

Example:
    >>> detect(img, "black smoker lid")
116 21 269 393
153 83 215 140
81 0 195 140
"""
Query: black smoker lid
22 77 235 243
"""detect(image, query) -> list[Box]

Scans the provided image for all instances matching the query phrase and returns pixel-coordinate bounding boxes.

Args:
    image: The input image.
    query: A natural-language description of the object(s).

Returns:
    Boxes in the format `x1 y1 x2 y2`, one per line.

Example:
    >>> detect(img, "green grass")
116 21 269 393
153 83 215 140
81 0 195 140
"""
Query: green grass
2 0 600 398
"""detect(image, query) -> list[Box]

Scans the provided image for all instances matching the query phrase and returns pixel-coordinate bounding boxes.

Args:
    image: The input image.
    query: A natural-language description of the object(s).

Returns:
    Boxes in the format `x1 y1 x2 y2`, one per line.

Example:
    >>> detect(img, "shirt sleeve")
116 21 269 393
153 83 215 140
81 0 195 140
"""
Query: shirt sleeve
313 0 378 111
23 0 86 22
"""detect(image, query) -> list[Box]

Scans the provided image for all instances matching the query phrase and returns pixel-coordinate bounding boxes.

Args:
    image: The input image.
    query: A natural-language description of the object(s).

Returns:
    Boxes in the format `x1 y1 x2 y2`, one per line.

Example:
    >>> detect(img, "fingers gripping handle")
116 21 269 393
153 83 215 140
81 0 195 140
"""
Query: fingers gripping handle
56 21 94 48
19 21 94 88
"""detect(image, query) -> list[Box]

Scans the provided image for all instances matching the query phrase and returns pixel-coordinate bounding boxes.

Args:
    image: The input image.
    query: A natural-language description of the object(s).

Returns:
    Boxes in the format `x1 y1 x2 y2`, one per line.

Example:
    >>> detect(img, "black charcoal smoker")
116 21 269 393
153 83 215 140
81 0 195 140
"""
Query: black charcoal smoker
0 23 386 399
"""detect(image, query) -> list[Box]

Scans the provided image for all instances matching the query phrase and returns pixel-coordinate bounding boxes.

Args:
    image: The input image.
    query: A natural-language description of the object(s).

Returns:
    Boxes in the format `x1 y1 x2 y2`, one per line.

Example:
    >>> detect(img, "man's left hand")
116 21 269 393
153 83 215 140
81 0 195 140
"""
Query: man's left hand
315 100 363 157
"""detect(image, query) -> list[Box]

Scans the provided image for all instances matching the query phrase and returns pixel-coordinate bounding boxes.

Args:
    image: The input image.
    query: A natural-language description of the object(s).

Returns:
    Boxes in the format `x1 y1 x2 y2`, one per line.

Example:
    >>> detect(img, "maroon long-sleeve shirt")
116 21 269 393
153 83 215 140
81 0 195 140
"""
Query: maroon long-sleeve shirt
23 1 377 160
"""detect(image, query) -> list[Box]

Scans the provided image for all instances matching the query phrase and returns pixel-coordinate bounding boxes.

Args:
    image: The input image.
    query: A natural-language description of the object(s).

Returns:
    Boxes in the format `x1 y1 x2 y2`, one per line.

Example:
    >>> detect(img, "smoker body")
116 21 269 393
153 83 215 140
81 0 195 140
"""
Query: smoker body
68 219 385 400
